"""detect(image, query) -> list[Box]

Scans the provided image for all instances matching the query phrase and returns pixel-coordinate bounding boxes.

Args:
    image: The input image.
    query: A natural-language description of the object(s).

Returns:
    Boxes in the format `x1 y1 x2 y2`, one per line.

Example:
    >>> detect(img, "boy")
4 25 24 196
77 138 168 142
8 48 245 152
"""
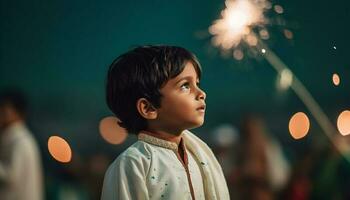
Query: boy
101 45 229 200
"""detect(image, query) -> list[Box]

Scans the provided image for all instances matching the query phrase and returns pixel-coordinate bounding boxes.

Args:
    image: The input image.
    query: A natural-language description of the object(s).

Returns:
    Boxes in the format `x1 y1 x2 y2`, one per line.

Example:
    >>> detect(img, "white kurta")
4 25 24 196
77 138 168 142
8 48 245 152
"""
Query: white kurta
0 122 44 200
101 130 229 200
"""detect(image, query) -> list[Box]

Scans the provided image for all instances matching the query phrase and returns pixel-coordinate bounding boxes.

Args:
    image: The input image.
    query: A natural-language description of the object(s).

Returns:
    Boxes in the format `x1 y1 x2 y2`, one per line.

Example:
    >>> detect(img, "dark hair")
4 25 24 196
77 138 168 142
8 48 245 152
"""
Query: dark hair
0 89 28 117
106 45 202 134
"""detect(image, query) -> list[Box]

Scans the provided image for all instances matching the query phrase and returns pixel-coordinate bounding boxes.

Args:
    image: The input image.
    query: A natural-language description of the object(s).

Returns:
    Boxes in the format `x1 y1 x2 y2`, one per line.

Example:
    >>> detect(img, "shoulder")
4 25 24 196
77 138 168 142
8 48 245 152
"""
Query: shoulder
117 140 154 161
106 140 154 175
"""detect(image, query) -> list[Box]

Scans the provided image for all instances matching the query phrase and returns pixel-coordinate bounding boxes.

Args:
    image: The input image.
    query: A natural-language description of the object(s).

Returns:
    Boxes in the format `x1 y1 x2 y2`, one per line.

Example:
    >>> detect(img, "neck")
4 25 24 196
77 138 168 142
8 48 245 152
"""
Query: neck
142 129 183 146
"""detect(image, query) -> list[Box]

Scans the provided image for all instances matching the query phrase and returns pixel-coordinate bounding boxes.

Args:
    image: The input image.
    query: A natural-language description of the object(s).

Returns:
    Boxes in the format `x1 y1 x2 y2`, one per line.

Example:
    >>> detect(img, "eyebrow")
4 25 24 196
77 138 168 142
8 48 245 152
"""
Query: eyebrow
175 76 199 85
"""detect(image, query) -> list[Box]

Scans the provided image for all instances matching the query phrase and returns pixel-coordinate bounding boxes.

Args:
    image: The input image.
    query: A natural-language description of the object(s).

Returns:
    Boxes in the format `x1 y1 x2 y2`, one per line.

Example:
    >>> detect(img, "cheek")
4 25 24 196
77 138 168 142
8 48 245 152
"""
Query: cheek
162 96 194 114
172 96 194 109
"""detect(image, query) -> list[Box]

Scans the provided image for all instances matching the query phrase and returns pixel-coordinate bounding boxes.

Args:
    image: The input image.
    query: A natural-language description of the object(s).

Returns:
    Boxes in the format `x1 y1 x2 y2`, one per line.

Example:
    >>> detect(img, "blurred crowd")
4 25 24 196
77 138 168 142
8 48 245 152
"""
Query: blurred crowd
212 115 350 200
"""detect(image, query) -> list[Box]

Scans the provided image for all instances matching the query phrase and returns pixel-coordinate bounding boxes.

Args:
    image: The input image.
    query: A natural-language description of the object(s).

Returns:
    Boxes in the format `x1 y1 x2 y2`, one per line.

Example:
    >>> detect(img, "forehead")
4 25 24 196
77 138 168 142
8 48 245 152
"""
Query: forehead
171 62 199 82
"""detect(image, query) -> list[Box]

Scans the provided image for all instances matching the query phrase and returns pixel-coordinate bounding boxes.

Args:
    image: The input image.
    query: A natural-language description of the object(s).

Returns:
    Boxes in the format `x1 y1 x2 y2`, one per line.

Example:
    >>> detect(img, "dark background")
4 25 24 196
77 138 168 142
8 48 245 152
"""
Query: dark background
1 0 349 198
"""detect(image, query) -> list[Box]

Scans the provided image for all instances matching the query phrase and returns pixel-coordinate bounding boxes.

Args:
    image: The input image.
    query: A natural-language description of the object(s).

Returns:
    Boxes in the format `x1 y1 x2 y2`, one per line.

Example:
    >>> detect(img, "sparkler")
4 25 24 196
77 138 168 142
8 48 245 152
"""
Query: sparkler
209 0 349 161
209 0 269 50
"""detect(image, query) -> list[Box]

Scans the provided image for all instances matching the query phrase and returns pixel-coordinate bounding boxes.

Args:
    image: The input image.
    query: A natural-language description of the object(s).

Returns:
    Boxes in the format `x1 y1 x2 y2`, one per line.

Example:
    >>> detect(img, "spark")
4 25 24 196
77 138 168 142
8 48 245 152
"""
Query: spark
209 0 269 49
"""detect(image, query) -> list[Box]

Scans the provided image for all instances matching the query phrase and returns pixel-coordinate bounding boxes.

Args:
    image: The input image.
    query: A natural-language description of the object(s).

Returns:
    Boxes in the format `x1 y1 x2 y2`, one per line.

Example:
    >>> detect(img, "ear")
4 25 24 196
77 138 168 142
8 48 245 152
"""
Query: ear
136 98 158 120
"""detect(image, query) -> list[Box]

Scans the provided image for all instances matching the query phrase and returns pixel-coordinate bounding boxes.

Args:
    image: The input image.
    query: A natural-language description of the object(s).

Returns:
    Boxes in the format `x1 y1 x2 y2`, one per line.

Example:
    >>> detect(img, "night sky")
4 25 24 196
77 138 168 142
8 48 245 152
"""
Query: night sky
1 0 349 156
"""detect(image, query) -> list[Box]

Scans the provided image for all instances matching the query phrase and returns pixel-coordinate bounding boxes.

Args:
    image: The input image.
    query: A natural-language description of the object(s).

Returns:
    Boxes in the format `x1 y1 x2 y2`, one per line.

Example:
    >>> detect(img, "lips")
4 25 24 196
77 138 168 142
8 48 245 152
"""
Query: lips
197 104 206 111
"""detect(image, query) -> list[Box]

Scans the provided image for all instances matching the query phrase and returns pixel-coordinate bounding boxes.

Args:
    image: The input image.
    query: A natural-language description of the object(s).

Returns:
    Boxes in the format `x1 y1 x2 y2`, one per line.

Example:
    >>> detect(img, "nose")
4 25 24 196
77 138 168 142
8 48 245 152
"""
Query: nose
197 87 206 101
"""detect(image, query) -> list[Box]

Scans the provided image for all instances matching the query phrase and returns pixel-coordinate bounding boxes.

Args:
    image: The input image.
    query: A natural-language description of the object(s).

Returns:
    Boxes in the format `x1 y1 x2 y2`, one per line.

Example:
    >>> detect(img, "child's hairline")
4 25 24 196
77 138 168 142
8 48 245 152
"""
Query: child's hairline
158 59 202 91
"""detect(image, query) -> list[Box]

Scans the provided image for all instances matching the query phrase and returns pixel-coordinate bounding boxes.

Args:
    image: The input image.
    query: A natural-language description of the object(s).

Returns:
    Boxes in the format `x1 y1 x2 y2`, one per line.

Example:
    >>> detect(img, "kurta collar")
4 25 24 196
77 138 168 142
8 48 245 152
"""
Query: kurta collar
138 131 184 151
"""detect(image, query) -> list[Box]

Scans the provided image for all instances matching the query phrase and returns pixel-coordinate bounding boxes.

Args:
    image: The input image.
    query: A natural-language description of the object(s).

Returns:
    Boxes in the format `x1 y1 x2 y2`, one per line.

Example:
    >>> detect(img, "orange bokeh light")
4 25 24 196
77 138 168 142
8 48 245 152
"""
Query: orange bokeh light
332 73 340 86
274 5 284 14
284 29 293 39
48 136 72 163
233 49 244 60
337 110 350 136
246 34 258 46
99 116 128 144
289 112 310 139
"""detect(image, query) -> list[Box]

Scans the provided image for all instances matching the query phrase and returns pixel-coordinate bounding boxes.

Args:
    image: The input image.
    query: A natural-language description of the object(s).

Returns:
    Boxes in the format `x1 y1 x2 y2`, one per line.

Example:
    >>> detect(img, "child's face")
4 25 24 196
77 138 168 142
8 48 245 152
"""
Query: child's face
155 62 206 133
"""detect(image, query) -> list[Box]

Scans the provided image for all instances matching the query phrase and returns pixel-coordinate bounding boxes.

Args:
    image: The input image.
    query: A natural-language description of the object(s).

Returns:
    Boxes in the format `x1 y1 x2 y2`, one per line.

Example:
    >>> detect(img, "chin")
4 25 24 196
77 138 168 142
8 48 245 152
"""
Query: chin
187 125 203 131
189 120 205 129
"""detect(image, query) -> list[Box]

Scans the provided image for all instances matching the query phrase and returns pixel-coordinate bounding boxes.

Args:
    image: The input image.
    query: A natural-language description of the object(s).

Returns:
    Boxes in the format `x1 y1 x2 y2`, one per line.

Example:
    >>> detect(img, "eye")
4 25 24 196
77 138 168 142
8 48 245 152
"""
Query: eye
196 82 201 87
180 82 190 90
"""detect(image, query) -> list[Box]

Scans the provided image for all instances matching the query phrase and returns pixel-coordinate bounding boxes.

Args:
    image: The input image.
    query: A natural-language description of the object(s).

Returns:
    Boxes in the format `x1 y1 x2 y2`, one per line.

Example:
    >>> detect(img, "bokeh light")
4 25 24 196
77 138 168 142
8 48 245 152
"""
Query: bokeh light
276 68 293 91
48 136 72 163
283 29 293 39
289 112 310 139
332 73 340 86
233 49 244 60
274 5 284 14
246 34 258 46
99 116 128 144
337 110 350 136
259 29 269 40
211 124 239 147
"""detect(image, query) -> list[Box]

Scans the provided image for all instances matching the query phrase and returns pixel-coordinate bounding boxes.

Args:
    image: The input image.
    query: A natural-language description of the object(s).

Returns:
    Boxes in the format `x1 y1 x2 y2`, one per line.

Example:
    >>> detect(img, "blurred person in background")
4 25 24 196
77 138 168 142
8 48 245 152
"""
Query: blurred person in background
0 89 44 200
85 153 111 200
235 114 290 200
211 124 239 197
281 147 314 200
